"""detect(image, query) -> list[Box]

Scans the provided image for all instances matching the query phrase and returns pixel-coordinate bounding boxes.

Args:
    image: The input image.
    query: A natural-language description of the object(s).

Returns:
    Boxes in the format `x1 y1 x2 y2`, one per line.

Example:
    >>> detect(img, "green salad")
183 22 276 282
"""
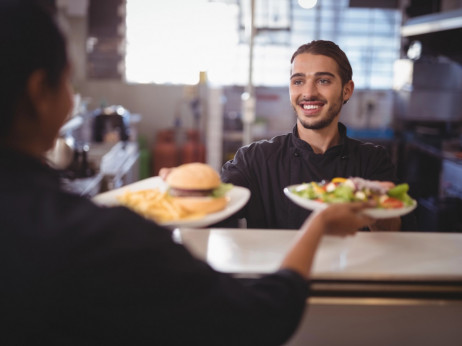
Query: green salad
291 177 414 209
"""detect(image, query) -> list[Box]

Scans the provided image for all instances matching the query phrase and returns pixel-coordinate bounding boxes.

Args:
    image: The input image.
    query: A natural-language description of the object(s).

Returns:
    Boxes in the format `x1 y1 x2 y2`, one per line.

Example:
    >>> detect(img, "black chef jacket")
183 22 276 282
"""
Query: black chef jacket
222 123 402 229
0 148 308 346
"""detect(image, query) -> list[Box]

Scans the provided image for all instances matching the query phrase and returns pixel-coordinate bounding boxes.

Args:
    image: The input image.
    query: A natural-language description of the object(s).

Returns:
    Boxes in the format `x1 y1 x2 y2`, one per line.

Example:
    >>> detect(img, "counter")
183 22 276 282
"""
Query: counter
175 228 462 345
175 229 462 281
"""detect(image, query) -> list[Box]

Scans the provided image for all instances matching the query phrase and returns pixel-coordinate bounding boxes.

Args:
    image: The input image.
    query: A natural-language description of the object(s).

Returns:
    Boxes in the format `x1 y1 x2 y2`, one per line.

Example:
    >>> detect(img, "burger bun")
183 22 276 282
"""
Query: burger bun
173 196 228 215
166 163 221 190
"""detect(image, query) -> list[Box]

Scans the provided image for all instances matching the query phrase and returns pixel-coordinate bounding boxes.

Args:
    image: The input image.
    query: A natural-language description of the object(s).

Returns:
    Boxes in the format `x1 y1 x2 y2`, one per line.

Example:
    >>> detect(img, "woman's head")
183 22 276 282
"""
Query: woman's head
0 0 69 139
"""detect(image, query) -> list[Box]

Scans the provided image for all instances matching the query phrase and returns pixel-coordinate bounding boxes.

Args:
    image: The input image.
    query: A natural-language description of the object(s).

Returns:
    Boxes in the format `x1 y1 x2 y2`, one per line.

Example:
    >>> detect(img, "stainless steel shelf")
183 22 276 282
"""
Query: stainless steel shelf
401 8 462 37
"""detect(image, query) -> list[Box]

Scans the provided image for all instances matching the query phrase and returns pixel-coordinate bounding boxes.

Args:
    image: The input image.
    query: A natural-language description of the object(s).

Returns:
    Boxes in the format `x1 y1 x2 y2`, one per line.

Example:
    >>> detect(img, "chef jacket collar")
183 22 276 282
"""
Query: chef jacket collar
291 122 348 158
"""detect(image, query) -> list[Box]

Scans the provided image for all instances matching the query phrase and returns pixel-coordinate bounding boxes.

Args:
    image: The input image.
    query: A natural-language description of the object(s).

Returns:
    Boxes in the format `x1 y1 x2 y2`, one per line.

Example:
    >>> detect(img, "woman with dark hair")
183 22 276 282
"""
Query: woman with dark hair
0 1 374 345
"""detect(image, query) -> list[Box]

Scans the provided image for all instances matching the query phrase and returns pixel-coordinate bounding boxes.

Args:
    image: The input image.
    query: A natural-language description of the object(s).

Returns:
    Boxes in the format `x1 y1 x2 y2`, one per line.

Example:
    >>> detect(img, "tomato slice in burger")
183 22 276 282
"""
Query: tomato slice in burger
380 197 404 209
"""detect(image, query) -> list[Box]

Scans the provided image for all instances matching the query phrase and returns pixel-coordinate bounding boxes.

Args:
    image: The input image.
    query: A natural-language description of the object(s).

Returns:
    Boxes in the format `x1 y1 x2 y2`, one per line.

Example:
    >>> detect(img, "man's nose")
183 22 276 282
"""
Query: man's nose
302 81 318 99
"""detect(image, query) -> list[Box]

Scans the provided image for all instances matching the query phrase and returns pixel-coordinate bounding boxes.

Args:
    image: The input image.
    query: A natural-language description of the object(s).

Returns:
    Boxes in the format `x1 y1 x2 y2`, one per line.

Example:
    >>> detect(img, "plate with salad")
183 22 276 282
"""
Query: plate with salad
284 177 417 219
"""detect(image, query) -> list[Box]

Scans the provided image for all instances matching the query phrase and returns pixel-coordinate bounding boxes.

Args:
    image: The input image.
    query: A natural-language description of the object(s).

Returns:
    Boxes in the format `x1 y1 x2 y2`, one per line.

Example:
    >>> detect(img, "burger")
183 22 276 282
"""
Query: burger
165 162 231 214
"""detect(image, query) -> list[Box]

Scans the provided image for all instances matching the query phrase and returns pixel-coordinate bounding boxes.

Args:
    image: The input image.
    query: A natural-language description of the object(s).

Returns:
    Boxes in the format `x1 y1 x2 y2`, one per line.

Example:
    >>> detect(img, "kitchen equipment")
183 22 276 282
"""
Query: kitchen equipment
67 145 95 179
401 7 462 65
92 105 130 143
60 141 140 197
393 59 462 122
441 159 462 199
46 115 85 169
46 136 75 170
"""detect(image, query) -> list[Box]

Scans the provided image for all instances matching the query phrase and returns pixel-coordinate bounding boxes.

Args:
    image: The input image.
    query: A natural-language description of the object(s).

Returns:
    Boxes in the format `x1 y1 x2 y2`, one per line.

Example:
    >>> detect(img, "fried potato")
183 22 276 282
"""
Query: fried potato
117 188 205 223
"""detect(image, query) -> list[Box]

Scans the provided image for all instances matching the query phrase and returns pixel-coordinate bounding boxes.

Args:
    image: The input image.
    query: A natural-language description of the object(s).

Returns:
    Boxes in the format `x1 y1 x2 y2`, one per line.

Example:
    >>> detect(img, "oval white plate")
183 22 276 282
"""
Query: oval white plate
93 176 250 228
284 184 417 219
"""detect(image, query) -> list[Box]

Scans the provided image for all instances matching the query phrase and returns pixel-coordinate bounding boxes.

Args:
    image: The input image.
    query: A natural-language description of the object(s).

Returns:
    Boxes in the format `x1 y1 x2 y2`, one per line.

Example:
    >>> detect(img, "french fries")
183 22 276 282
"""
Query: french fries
117 189 205 223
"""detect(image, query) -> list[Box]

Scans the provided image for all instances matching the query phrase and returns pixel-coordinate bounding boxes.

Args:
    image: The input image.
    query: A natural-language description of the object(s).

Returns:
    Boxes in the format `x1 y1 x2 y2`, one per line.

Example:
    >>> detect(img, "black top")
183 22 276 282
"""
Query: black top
0 148 308 345
222 123 401 229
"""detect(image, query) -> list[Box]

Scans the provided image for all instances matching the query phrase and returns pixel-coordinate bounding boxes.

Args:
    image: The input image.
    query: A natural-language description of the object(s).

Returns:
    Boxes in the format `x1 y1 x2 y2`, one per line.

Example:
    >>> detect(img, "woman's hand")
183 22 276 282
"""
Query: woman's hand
315 201 376 236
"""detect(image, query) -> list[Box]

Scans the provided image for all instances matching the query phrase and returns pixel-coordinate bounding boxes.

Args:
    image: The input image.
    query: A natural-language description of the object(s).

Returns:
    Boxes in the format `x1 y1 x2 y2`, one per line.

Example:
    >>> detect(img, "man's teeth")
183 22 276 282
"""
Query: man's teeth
303 104 320 110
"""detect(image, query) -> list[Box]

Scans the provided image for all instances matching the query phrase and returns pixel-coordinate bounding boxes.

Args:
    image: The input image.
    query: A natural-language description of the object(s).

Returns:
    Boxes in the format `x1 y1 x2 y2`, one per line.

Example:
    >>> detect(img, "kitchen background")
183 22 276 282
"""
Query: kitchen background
50 0 462 232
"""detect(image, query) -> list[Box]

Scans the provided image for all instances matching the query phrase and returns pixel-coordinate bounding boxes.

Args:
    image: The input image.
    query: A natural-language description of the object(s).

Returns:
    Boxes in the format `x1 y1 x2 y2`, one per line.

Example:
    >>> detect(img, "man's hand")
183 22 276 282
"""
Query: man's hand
159 167 173 180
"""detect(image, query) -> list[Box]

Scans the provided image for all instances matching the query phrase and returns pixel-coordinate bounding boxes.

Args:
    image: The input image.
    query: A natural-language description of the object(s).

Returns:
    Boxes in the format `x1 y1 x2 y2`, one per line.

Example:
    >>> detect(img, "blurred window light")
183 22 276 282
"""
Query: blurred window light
125 0 401 89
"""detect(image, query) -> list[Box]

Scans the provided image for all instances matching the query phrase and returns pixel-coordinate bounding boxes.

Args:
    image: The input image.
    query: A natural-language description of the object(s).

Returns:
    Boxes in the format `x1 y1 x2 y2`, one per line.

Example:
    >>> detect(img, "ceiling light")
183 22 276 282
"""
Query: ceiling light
298 0 318 9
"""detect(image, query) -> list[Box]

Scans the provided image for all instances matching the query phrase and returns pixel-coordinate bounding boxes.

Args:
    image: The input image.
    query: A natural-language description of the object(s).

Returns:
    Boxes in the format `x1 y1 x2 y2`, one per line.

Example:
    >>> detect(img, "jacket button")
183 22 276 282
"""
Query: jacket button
294 152 300 157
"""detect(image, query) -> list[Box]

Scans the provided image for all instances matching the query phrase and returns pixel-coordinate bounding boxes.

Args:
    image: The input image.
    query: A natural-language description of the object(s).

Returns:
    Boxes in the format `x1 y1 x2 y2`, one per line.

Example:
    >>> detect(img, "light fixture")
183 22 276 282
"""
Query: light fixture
298 0 317 9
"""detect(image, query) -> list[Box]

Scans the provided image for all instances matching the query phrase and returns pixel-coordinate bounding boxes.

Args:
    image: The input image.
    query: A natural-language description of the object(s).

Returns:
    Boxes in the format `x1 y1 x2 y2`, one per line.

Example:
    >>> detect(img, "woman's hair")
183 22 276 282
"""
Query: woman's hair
291 40 353 86
0 0 68 137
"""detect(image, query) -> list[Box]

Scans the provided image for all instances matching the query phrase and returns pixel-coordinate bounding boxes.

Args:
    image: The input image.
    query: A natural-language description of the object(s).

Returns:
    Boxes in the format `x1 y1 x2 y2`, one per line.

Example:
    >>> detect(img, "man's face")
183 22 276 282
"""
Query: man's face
289 53 353 130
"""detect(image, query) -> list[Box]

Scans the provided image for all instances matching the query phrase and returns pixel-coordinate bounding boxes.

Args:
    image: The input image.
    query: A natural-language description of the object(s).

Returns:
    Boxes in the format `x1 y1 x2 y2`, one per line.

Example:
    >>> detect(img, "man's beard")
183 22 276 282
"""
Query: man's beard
295 91 344 130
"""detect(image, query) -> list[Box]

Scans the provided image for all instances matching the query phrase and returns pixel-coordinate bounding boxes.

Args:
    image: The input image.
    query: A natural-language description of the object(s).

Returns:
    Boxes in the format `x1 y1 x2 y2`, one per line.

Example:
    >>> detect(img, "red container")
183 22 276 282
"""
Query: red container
182 129 206 164
151 129 179 176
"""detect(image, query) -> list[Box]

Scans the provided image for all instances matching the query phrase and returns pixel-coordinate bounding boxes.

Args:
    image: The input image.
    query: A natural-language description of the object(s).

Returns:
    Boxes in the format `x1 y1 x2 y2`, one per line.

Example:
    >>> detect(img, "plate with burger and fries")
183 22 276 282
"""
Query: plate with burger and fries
92 163 250 229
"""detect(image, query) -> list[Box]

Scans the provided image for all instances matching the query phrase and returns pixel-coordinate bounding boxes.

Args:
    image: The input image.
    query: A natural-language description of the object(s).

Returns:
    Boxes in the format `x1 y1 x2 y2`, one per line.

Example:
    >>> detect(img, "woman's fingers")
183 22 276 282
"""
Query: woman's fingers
321 202 376 235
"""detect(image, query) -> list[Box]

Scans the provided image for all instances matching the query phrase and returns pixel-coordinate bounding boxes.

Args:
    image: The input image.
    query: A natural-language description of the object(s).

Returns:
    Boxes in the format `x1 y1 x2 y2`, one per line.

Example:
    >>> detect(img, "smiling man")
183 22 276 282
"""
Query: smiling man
290 47 353 152
221 40 408 231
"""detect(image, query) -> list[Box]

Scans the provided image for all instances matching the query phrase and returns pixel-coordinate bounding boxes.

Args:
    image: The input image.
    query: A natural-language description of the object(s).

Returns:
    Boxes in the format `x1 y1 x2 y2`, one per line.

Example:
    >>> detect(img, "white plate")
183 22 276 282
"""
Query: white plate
93 176 250 228
284 184 417 219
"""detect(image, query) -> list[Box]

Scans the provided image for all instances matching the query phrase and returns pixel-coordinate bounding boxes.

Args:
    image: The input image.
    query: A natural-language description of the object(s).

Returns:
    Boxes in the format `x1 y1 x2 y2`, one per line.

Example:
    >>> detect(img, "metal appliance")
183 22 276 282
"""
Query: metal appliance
92 105 130 143
393 58 462 122
60 141 139 197
55 105 139 197
392 56 462 232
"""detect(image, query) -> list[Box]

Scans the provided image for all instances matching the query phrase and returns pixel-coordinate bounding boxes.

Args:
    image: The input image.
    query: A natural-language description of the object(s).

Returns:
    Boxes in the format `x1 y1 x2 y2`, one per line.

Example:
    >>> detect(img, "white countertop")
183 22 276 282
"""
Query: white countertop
175 228 462 281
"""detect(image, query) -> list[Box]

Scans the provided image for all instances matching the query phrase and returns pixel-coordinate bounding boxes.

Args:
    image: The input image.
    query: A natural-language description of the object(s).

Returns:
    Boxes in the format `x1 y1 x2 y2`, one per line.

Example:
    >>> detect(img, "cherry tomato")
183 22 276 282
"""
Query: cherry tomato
380 197 403 209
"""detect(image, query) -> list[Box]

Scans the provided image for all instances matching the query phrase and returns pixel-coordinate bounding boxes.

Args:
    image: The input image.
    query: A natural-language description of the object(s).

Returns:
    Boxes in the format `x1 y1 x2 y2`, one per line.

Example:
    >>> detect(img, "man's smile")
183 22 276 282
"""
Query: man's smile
298 100 325 114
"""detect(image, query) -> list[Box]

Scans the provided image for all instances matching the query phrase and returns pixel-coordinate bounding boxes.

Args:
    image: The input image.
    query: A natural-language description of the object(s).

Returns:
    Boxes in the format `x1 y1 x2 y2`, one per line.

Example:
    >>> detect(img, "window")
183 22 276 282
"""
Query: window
125 0 401 89
125 0 240 84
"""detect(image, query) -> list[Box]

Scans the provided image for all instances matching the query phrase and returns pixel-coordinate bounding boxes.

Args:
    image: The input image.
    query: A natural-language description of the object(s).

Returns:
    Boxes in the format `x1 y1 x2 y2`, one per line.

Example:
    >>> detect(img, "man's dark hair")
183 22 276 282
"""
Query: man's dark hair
291 40 353 86
0 0 68 137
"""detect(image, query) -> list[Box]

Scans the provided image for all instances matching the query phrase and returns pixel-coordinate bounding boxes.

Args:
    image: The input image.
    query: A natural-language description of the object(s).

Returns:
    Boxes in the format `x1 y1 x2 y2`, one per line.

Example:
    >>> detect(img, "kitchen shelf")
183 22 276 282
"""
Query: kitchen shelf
401 8 462 37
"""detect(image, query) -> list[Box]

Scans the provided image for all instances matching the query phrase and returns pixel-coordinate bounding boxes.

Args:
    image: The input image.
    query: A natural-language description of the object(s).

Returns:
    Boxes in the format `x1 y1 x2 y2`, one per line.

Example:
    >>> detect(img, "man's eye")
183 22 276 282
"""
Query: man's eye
318 79 330 85
292 80 303 86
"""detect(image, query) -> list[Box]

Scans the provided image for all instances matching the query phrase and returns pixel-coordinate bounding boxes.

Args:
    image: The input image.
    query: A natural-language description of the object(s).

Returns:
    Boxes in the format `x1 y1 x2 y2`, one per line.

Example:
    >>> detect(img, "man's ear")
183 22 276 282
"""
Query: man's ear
343 80 354 104
25 69 50 120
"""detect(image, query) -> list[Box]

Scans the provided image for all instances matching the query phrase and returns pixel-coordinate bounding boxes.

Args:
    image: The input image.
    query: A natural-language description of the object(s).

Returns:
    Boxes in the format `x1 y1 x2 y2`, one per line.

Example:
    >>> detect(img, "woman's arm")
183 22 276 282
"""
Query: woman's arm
280 202 374 279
